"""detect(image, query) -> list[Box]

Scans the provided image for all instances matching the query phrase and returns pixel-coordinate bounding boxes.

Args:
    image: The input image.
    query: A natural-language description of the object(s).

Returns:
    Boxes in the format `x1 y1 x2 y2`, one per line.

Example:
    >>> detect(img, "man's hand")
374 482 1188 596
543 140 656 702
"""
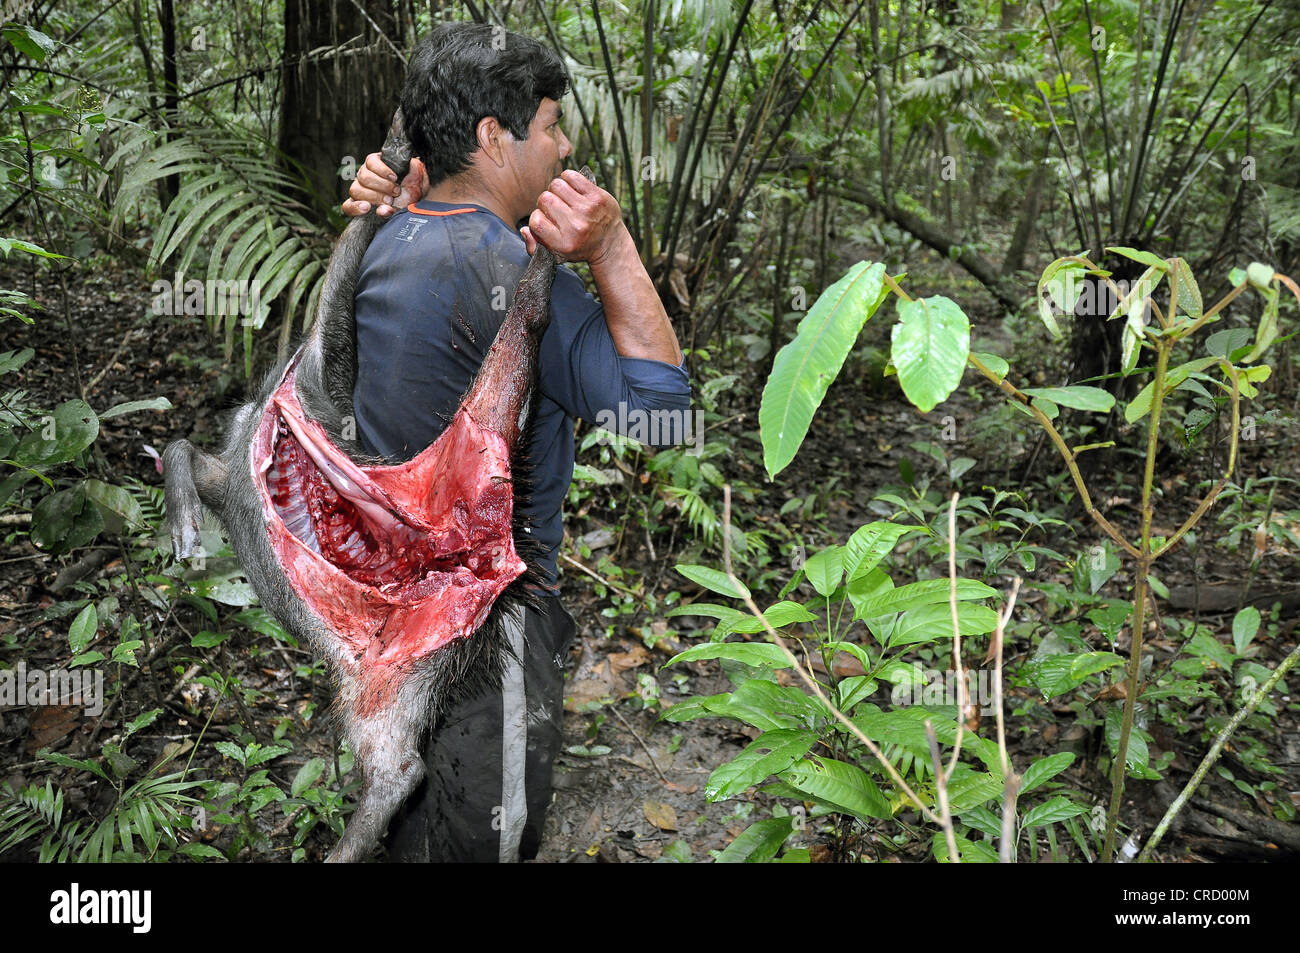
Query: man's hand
522 170 625 265
343 152 428 218
524 170 683 367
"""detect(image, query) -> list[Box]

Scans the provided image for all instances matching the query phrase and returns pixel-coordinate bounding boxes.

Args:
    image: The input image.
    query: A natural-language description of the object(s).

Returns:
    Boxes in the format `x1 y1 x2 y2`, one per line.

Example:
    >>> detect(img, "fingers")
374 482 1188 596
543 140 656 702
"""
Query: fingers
519 225 537 256
363 151 399 187
527 208 560 247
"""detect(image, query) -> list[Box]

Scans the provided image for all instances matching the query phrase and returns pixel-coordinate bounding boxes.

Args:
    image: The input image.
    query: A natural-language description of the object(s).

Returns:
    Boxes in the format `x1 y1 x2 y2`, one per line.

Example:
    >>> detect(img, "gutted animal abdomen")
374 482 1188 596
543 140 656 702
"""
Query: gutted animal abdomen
251 358 527 715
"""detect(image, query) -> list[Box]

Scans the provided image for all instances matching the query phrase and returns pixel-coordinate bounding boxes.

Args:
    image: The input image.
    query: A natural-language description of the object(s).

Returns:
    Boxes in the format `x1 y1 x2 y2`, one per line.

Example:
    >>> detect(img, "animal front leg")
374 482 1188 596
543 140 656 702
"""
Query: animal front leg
162 439 228 559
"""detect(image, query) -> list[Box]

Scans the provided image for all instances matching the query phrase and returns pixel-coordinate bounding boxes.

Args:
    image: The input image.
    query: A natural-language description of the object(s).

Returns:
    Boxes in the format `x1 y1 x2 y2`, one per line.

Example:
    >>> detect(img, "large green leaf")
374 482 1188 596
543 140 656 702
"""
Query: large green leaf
1020 386 1115 413
31 483 104 551
699 679 829 731
665 641 793 670
890 602 1000 648
850 577 997 621
759 261 887 478
780 756 893 820
1019 752 1075 796
675 564 749 599
1021 795 1089 828
842 522 918 581
10 400 98 468
803 544 843 596
933 831 999 863
1025 651 1124 698
891 296 971 413
727 600 818 635
706 729 818 800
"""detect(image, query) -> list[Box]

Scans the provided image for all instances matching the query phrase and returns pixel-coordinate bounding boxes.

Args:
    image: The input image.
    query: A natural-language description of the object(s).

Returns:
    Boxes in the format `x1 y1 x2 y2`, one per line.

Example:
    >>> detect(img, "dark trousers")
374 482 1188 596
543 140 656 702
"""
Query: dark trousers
384 596 575 862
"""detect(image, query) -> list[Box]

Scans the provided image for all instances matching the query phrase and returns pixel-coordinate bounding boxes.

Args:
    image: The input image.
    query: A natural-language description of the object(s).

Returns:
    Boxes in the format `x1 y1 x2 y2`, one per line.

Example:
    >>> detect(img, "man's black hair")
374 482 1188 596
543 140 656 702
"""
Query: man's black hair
400 23 570 186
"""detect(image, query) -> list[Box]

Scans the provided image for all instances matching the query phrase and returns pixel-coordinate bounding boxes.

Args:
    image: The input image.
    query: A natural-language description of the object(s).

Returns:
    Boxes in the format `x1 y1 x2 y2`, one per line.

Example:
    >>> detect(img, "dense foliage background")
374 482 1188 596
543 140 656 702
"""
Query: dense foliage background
1 0 1297 864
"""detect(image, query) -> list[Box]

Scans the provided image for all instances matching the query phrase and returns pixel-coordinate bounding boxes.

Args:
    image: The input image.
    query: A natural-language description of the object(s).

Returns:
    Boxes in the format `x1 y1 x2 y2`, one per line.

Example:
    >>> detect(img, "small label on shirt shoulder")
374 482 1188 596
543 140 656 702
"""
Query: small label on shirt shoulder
395 218 426 243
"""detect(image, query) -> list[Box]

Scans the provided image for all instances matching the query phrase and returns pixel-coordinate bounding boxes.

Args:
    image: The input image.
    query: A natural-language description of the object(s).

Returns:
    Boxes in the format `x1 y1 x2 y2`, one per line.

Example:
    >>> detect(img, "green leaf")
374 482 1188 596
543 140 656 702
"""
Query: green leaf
84 479 144 531
1104 708 1156 777
1205 328 1253 360
715 817 795 863
890 602 999 648
675 564 750 600
803 545 843 597
111 641 143 664
1241 281 1279 363
1036 258 1090 339
31 484 103 552
665 602 745 623
68 604 98 653
245 744 290 768
1086 604 1131 643
932 831 999 863
1020 752 1076 796
214 741 246 765
10 400 98 468
1170 258 1202 320
1025 651 1124 698
0 348 35 376
1031 396 1059 420
780 757 893 820
1186 633 1235 672
727 601 817 634
2 25 57 62
233 607 291 643
190 630 229 648
835 675 877 712
842 522 917 581
1105 246 1168 271
1124 357 1218 423
946 772 1004 812
821 641 874 674
891 295 971 413
1020 386 1115 413
850 577 997 621
1021 795 1089 828
971 351 1007 381
1231 607 1261 655
697 680 827 731
706 729 818 800
99 397 173 419
666 642 793 670
760 261 888 478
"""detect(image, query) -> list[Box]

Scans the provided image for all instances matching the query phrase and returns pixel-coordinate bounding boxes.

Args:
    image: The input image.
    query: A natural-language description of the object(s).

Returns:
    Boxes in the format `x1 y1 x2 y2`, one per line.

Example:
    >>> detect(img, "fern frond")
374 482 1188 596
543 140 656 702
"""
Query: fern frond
104 122 332 375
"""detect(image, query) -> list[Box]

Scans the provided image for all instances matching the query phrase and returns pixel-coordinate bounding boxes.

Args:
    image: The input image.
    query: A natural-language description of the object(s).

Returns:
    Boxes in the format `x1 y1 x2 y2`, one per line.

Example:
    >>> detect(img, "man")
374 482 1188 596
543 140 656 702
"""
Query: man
341 23 689 861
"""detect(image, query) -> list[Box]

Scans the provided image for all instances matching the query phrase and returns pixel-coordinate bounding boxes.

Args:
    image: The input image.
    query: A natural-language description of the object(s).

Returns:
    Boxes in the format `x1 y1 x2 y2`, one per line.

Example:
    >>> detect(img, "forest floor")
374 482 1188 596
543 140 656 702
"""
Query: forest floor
2 243 1298 864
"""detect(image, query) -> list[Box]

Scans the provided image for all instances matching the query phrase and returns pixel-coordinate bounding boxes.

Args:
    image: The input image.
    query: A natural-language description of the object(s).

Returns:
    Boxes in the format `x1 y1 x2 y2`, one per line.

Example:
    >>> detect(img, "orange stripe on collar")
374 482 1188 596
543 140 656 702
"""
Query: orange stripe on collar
405 205 481 217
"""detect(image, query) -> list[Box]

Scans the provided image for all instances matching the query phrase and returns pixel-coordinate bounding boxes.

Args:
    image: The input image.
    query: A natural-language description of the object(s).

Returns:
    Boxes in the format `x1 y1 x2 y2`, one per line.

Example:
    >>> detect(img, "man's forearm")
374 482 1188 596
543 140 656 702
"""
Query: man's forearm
588 225 683 366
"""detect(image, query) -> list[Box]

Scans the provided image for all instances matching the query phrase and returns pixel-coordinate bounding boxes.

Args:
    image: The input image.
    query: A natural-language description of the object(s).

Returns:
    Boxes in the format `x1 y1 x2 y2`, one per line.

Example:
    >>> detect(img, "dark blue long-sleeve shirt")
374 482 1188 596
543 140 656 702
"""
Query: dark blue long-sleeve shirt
351 199 692 586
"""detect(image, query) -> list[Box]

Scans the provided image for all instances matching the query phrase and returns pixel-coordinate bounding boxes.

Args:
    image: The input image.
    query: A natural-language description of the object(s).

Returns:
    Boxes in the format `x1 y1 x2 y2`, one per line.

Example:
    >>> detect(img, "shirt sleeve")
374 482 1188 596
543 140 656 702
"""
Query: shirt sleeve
538 264 693 447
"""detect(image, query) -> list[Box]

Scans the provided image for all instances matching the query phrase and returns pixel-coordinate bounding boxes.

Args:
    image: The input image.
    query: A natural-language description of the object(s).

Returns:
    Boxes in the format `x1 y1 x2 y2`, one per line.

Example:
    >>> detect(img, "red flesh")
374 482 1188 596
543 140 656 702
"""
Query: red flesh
254 360 526 716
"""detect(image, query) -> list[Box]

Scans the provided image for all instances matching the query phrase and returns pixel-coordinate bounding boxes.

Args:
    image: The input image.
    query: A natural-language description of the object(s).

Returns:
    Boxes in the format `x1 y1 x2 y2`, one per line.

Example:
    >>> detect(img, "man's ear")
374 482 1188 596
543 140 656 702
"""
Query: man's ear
476 115 509 168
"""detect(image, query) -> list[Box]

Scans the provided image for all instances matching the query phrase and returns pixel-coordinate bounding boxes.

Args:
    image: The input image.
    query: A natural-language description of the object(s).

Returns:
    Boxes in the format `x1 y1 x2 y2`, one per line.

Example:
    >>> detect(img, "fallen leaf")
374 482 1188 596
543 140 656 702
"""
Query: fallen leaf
643 799 678 831
28 706 81 753
609 644 651 675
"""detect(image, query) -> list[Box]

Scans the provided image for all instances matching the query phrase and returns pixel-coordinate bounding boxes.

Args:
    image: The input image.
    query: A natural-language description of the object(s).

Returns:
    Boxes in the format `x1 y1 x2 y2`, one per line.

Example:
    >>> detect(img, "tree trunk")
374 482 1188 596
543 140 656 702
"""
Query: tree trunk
278 0 404 221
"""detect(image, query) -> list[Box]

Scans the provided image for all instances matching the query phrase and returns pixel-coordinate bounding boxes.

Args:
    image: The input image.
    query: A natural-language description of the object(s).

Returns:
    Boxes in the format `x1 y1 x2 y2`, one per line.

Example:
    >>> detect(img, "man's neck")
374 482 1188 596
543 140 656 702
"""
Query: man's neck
423 172 517 229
